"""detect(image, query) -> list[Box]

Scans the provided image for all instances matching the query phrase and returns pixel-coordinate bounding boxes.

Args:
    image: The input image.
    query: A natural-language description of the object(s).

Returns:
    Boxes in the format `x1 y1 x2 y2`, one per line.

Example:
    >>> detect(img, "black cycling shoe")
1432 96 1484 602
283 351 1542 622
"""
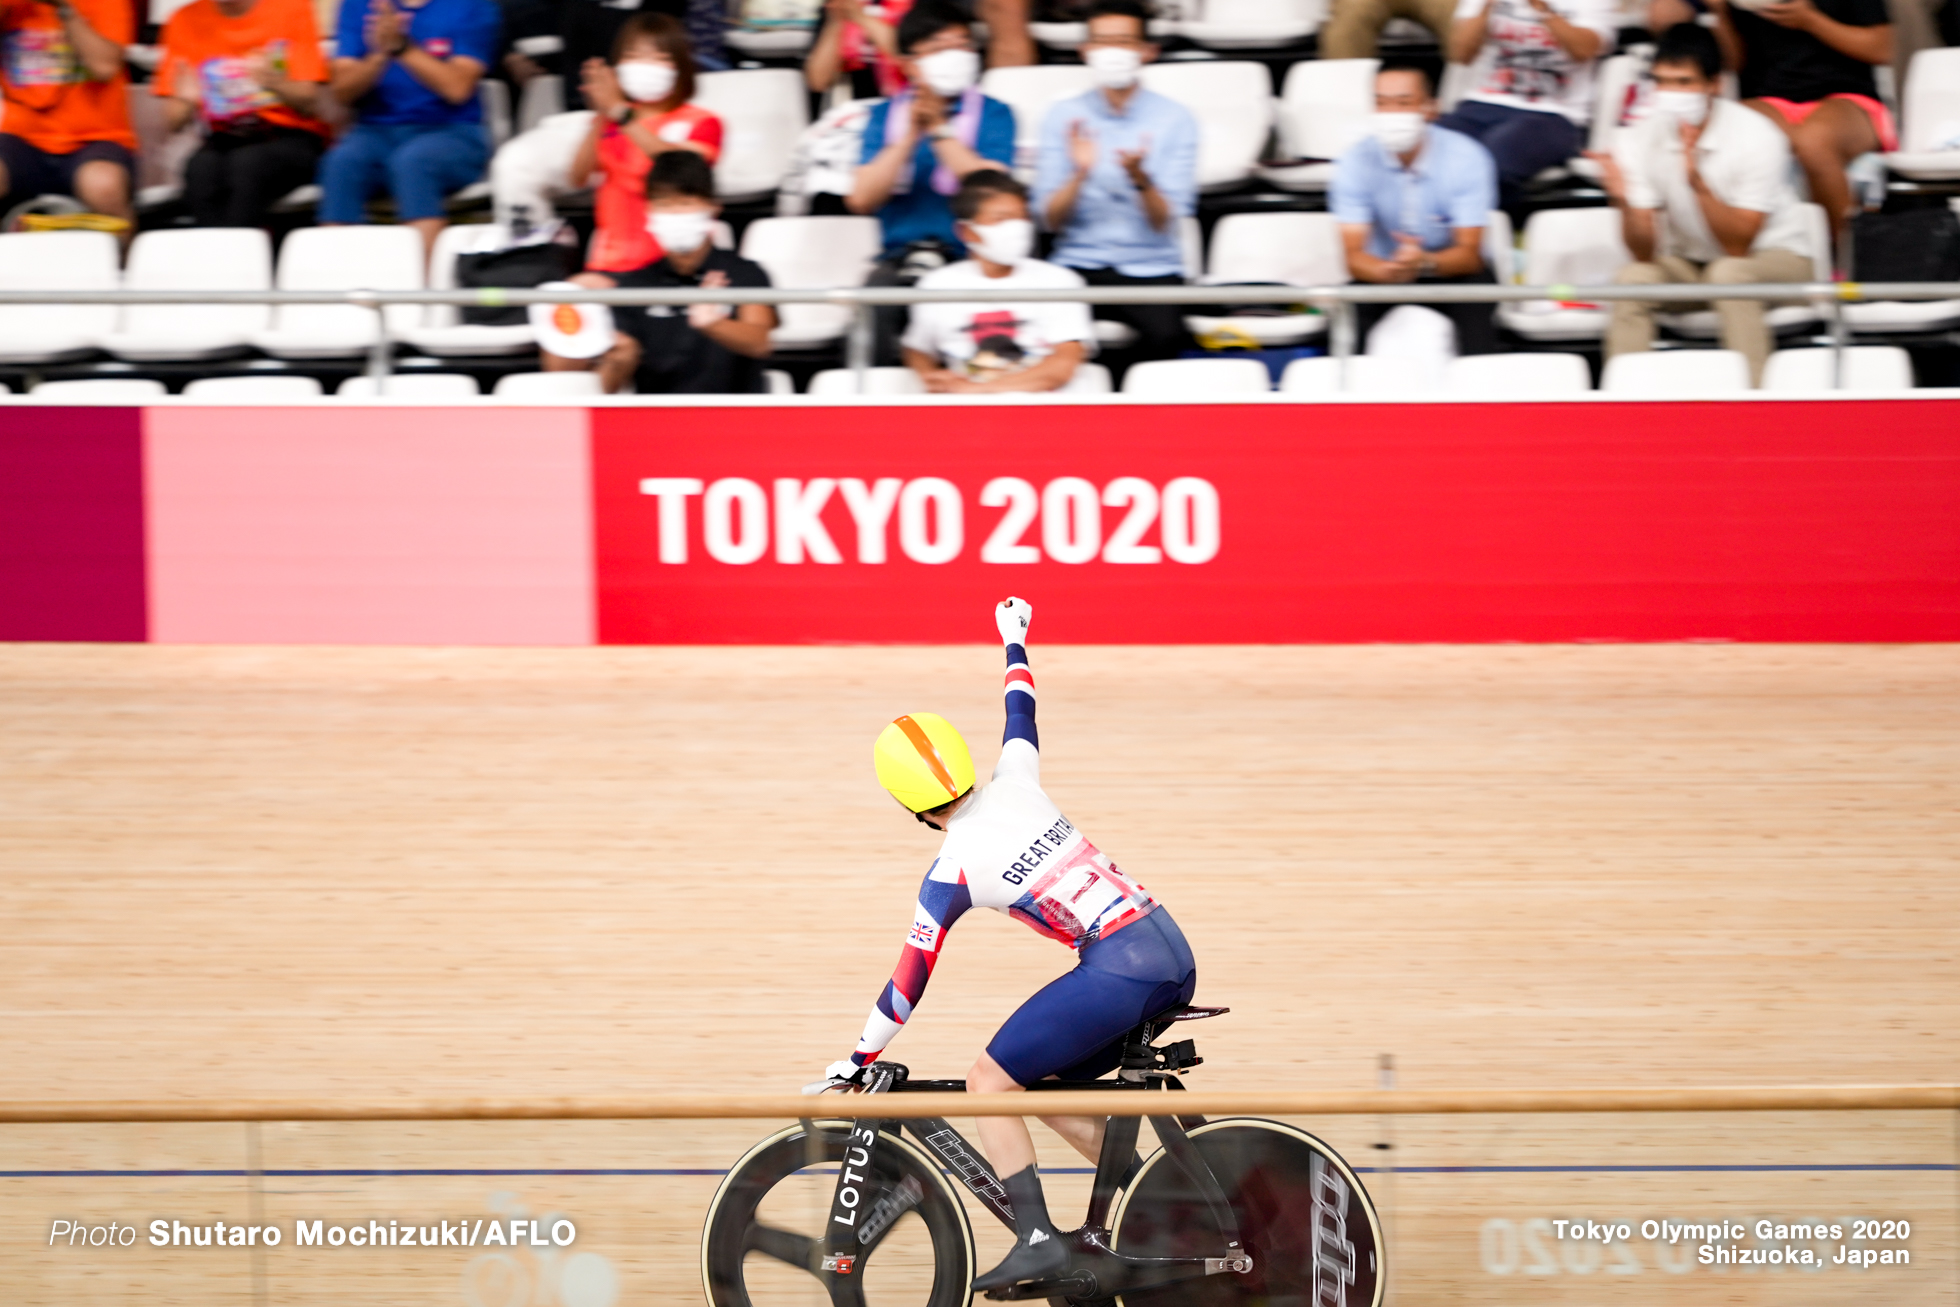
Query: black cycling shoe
972 1228 1071 1292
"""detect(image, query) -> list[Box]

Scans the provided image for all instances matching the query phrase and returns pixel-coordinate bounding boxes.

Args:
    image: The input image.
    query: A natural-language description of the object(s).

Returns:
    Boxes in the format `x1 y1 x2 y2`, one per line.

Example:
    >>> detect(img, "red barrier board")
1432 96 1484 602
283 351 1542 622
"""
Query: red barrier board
592 401 1960 643
0 409 147 641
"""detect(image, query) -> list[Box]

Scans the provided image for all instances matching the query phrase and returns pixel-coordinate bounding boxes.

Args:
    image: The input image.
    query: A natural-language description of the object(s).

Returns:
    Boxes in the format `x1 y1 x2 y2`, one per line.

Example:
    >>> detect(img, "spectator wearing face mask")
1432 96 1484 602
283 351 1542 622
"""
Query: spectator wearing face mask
542 150 777 393
1032 0 1196 364
849 1 1015 360
1441 0 1615 220
319 0 501 254
1592 23 1815 385
571 12 721 274
1331 64 1500 355
902 169 1092 392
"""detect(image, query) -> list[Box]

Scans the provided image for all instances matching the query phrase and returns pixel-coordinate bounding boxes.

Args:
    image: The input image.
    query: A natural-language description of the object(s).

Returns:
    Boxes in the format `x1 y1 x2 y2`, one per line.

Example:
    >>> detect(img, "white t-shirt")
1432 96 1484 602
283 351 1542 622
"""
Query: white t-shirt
1454 0 1618 124
1615 99 1814 263
900 258 1096 383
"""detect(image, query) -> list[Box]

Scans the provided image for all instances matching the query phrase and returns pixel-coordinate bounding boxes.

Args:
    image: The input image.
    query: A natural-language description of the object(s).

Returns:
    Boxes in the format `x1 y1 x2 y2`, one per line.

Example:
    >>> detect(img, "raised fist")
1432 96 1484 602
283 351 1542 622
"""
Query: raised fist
996 596 1032 646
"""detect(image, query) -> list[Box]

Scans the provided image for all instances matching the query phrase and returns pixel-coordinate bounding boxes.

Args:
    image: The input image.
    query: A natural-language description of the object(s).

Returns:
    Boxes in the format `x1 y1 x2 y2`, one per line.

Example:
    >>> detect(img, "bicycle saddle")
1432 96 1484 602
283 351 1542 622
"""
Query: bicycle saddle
1167 1005 1230 1022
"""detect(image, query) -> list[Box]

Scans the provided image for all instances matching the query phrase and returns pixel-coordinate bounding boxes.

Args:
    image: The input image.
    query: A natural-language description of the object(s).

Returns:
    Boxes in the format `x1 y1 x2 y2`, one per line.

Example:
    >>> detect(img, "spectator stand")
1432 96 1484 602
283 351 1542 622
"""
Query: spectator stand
2 273 1954 396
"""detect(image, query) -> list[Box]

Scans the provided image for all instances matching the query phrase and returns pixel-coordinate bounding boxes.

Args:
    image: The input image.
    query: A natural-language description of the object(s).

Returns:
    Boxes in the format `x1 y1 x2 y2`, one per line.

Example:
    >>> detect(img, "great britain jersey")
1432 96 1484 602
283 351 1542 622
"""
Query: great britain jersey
851 640 1158 1067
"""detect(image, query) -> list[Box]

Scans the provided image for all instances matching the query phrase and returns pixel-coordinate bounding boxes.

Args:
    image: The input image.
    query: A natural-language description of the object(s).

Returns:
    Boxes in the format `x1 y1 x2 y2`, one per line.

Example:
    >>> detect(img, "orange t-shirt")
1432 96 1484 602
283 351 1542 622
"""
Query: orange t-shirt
0 0 136 152
154 0 329 136
586 102 723 273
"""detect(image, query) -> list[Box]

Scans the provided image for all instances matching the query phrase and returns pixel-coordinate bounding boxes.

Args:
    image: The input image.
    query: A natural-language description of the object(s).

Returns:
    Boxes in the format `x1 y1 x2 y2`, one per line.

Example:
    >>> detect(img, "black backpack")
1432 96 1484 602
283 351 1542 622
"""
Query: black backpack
454 229 584 325
1849 207 1960 283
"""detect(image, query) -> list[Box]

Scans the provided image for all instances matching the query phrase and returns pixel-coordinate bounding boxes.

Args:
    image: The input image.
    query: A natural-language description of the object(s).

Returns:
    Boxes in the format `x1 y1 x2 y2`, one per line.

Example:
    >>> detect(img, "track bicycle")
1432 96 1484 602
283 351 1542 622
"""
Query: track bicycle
702 1005 1385 1307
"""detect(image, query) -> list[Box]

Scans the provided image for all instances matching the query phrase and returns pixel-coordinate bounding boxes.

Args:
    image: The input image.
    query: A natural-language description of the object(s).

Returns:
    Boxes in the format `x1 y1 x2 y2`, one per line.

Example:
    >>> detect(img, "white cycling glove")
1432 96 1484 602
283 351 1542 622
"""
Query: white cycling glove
996 596 1032 646
802 1059 864 1095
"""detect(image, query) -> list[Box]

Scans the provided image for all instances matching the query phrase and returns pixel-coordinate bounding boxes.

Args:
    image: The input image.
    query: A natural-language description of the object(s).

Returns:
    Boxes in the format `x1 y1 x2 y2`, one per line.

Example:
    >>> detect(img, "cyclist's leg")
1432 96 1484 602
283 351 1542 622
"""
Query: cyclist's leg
1007 910 1199 1166
971 910 1197 1288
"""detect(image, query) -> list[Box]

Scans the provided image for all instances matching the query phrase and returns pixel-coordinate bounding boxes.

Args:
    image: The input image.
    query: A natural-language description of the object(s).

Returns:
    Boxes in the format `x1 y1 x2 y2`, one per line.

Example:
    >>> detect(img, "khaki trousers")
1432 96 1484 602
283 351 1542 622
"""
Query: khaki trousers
1605 248 1813 386
1320 0 1457 58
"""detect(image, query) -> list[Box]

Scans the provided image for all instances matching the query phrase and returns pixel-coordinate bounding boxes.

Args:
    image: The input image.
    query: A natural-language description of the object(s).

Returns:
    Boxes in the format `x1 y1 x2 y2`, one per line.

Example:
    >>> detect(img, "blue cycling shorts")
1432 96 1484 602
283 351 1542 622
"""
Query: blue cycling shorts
985 907 1197 1087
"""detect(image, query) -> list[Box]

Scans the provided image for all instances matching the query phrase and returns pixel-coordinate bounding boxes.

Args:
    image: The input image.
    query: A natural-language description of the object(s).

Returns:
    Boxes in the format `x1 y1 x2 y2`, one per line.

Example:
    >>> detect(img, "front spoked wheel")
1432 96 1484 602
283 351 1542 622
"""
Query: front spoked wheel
702 1119 976 1307
1110 1118 1385 1307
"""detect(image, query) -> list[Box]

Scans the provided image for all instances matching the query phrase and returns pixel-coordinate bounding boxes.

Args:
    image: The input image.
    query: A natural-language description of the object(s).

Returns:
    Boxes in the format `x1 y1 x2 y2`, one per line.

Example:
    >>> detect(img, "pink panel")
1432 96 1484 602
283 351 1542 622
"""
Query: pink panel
145 407 594 645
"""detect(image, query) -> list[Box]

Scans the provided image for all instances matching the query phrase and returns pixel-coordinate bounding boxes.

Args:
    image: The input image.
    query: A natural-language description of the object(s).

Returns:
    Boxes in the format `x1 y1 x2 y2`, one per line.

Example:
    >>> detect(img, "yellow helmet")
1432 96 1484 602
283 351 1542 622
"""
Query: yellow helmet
874 713 976 813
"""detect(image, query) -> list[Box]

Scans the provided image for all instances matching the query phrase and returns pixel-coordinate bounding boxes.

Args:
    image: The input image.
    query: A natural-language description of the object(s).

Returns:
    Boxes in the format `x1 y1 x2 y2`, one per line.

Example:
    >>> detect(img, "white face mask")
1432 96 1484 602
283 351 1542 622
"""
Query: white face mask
1084 45 1142 89
914 47 980 97
966 217 1035 267
1372 111 1426 155
1652 89 1710 127
648 208 715 253
616 59 677 103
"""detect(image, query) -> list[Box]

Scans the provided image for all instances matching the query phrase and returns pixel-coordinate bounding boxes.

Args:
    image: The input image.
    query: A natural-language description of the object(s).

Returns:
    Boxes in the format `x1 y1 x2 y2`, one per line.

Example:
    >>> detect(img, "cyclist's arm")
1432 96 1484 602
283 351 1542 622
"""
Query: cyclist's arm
851 861 971 1066
994 598 1037 783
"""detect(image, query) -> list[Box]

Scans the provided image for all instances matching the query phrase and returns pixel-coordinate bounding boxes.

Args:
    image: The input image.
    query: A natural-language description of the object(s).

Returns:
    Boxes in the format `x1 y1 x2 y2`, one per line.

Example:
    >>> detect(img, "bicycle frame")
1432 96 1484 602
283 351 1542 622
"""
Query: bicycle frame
816 1057 1253 1302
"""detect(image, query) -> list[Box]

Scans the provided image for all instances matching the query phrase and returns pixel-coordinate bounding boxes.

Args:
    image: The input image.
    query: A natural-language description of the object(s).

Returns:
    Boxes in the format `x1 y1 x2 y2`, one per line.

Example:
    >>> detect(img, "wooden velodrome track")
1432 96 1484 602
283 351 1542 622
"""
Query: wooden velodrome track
3 643 1956 1307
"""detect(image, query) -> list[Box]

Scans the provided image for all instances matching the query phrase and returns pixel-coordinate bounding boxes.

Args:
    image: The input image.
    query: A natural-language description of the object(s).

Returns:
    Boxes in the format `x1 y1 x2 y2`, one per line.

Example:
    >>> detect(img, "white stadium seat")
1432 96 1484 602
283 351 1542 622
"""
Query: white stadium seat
404 223 541 357
1759 346 1915 393
1565 55 1640 181
739 215 882 351
725 23 816 57
181 375 324 399
492 370 605 398
807 367 929 396
31 378 168 400
1260 58 1377 191
1884 48 1960 180
1496 207 1630 342
479 76 513 151
981 64 1095 175
0 230 119 363
1179 0 1323 49
1600 349 1750 397
1184 212 1346 346
249 226 426 359
1121 356 1272 395
1856 56 1960 334
1279 354 1441 395
517 74 564 134
1658 204 1831 340
338 373 483 398
694 69 810 202
1138 61 1275 190
764 369 795 394
1061 362 1114 394
1445 352 1593 396
102 228 273 361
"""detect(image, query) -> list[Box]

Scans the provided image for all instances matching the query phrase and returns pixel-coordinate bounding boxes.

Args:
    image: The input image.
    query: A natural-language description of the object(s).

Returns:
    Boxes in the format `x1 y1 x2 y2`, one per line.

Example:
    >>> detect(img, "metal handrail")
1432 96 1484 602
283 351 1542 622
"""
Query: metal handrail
6 280 1949 388
1 1083 1955 1121
0 281 1954 305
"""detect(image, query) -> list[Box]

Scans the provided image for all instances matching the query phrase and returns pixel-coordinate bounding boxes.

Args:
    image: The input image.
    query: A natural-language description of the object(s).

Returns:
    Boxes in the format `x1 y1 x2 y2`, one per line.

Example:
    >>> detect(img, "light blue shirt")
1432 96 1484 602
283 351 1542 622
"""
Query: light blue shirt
1329 126 1497 261
1033 86 1199 278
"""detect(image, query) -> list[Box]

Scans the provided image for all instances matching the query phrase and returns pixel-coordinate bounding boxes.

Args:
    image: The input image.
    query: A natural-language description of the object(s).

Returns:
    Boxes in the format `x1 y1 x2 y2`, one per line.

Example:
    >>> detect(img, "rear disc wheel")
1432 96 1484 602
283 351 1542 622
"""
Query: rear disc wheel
1108 1118 1384 1307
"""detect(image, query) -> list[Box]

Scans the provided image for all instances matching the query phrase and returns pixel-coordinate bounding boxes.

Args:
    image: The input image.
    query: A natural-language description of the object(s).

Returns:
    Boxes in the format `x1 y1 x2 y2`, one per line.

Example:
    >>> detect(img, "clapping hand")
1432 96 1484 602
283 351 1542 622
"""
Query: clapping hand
1067 119 1097 174
365 0 409 56
581 56 625 116
686 269 734 331
1115 132 1152 185
910 86 948 136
